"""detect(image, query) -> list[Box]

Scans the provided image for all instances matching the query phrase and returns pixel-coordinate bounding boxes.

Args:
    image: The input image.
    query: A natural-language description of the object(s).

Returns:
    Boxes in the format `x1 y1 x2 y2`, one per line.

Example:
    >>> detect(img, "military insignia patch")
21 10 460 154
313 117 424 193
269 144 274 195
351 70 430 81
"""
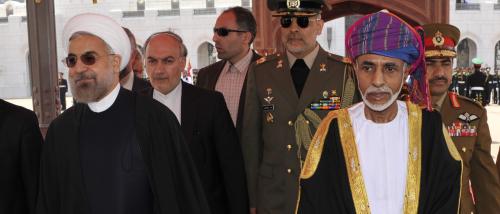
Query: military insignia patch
342 57 352 64
310 90 341 110
277 59 283 69
266 112 274 123
447 121 477 137
447 112 479 137
256 57 266 65
458 112 479 123
320 63 326 72
262 88 275 111
287 0 300 9
448 92 460 108
432 31 445 47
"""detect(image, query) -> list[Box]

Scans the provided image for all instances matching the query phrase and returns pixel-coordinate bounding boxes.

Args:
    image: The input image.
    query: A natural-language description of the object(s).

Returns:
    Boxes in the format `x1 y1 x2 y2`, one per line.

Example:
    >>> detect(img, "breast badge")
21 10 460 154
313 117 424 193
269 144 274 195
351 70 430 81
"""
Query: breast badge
447 112 479 137
310 90 341 110
263 88 275 123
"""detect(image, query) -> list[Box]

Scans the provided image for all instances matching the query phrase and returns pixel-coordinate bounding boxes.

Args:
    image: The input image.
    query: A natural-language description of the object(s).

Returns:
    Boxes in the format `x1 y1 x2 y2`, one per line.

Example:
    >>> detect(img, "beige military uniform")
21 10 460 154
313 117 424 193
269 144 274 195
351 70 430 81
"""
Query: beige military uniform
241 46 358 214
436 92 500 214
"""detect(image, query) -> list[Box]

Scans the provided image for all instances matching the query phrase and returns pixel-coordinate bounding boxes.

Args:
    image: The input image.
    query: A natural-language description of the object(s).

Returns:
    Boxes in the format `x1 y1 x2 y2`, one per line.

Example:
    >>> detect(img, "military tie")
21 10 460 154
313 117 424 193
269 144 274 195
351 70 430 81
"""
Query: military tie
291 59 309 97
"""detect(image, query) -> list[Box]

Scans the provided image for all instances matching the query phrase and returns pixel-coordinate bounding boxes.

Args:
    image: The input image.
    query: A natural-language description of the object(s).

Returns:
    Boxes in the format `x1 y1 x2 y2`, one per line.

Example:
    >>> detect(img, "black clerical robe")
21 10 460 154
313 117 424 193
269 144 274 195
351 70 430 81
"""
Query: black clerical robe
37 89 210 214
297 102 462 214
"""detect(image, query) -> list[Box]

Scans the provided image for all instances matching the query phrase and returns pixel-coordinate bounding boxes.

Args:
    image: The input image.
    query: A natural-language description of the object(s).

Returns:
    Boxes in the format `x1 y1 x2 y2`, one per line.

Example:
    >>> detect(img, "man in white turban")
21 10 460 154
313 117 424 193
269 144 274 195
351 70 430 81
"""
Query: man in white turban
37 13 210 214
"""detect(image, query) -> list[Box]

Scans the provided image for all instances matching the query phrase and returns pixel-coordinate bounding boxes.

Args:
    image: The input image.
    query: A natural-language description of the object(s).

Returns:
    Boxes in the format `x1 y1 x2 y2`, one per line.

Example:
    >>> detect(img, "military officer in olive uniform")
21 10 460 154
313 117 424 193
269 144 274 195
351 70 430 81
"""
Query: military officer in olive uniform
490 69 499 104
467 58 490 106
449 68 459 92
241 0 358 213
457 68 468 96
423 23 500 214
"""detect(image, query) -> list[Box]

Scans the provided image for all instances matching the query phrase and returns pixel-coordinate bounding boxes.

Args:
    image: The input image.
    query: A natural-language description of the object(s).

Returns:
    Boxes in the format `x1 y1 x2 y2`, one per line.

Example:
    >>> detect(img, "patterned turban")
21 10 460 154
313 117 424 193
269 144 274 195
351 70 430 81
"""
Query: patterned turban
345 10 430 110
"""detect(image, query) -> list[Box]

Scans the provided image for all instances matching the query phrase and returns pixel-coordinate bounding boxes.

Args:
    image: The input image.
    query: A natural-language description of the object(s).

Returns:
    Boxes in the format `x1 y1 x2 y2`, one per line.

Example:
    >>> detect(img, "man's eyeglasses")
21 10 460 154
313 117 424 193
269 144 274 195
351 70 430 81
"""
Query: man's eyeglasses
280 16 320 28
63 52 113 68
213 27 248 37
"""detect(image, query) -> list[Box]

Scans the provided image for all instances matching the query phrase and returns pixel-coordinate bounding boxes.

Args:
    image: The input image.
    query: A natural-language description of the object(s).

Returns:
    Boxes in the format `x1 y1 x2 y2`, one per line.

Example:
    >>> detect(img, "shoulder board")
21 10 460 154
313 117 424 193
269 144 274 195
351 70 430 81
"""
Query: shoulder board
255 53 280 65
327 53 352 64
456 95 483 109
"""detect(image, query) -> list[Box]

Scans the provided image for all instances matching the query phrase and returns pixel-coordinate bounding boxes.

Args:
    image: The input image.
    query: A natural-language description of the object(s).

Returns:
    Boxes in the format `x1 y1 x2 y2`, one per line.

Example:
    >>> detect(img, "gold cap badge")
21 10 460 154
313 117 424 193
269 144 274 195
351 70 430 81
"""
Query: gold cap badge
432 31 445 47
287 0 300 9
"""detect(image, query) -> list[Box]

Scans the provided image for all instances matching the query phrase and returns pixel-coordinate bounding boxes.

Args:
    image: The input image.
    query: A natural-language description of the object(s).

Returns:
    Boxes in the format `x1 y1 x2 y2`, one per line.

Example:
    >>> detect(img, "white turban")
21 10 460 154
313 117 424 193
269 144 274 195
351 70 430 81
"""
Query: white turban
62 13 131 71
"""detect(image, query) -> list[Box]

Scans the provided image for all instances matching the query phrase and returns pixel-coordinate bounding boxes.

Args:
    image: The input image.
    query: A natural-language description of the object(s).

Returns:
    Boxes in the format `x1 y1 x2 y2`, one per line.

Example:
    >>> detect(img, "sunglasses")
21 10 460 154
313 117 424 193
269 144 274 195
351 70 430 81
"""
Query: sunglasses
213 27 248 37
63 52 113 68
280 16 319 28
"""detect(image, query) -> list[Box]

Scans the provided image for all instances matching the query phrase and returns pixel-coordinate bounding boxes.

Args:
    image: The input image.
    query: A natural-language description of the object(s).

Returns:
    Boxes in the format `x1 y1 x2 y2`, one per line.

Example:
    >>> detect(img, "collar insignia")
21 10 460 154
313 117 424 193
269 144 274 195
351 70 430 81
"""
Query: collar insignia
277 59 283 68
320 63 327 72
256 57 266 65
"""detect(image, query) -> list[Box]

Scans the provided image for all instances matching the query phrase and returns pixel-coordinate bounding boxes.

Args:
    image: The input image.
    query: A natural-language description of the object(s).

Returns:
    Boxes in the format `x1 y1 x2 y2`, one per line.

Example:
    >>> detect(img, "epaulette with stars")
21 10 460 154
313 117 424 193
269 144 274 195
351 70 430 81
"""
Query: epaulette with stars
327 53 352 64
255 53 282 65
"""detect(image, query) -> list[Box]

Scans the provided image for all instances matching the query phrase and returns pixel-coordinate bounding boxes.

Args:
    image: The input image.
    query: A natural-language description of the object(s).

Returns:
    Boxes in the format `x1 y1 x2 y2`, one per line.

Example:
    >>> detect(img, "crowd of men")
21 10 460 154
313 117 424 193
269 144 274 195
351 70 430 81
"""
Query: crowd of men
1 0 500 214
449 65 500 106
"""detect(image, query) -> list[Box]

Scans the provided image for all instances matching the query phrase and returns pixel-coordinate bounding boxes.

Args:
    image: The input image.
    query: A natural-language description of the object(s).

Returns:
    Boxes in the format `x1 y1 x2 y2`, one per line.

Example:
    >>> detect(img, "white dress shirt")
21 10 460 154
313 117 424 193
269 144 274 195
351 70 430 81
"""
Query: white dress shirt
348 100 409 214
152 81 182 123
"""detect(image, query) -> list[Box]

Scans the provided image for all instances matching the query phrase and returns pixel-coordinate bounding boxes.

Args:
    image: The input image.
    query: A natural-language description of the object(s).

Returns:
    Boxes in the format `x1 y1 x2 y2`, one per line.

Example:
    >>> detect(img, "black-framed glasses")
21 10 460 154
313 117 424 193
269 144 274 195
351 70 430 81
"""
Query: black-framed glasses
280 16 319 28
213 27 248 37
63 52 113 68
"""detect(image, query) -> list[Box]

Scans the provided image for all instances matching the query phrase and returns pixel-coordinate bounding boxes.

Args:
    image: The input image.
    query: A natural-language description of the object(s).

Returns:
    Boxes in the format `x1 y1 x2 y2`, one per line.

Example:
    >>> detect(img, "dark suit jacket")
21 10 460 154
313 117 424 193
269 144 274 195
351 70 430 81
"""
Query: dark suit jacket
142 82 249 214
196 51 261 138
37 89 210 214
0 99 43 214
132 75 152 92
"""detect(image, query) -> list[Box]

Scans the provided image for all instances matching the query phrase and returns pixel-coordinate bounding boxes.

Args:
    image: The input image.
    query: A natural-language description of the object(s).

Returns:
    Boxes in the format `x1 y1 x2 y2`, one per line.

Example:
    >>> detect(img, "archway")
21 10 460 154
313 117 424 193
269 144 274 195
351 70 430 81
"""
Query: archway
252 0 449 52
197 42 216 69
456 38 477 68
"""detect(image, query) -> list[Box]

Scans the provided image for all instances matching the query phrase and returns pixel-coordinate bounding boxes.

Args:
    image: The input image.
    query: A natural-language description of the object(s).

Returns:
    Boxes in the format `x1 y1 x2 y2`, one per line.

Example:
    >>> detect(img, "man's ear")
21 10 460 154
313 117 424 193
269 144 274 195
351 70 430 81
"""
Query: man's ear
180 57 187 68
316 19 324 36
242 32 252 46
113 55 122 73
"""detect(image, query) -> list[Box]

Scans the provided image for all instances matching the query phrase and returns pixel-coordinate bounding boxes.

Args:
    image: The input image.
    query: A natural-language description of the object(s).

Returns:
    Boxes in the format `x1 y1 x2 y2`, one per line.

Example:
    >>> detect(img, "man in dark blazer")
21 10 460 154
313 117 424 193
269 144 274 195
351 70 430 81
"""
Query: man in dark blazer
143 31 249 214
196 6 260 138
120 27 151 92
0 99 43 214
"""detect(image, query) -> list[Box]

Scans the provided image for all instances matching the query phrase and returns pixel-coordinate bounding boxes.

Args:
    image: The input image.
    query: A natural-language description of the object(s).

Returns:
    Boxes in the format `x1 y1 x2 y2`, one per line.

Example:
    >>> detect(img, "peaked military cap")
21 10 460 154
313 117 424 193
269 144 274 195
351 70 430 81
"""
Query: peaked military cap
422 23 460 58
472 57 483 65
268 0 324 16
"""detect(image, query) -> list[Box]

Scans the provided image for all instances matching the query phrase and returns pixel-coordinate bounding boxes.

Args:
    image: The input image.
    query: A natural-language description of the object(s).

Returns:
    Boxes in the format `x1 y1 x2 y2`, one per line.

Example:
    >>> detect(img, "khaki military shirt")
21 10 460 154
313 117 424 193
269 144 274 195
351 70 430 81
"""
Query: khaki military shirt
241 46 358 214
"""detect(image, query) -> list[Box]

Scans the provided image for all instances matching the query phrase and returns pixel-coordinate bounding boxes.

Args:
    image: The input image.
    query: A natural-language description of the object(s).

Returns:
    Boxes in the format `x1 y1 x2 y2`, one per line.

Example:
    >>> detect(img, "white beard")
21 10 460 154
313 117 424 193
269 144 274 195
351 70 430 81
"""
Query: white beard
360 78 404 112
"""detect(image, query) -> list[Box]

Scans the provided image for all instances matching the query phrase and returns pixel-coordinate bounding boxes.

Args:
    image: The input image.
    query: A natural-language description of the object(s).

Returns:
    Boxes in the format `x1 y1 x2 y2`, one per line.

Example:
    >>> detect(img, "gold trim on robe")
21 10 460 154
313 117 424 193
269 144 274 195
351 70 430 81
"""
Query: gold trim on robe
299 101 426 214
403 102 422 214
